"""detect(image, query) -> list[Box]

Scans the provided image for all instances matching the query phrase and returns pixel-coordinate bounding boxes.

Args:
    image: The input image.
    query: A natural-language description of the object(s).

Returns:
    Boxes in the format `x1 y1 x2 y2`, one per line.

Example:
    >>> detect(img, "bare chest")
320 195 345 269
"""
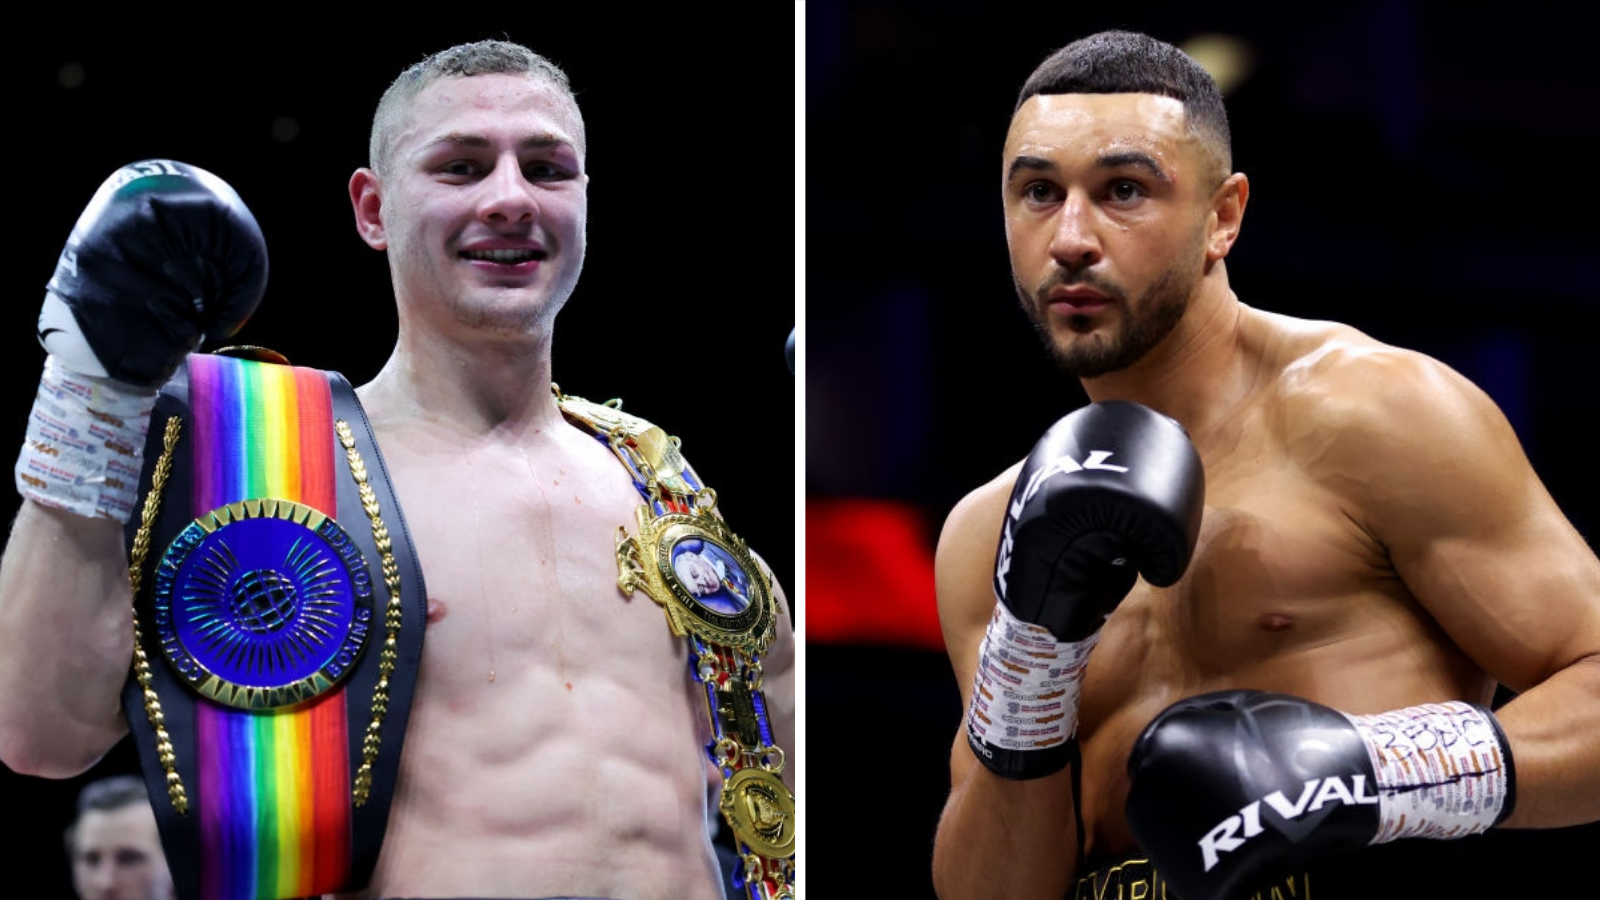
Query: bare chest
383 439 689 691
1072 425 1476 856
1155 451 1381 658
1089 429 1405 693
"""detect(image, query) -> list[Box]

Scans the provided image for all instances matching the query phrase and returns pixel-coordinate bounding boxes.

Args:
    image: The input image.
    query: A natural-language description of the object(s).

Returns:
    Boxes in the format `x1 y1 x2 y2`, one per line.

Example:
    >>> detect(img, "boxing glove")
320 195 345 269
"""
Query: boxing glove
966 401 1204 779
17 160 268 521
1126 690 1515 900
39 158 268 386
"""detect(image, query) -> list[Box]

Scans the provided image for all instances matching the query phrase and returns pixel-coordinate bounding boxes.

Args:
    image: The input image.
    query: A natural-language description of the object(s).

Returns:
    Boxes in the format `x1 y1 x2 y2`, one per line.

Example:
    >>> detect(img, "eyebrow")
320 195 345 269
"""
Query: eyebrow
1006 150 1173 185
423 132 577 155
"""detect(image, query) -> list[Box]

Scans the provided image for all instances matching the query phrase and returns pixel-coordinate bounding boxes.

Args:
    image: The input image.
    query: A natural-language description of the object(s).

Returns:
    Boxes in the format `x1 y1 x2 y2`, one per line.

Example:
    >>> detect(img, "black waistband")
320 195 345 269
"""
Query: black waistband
1074 855 1313 900
1072 857 1175 900
1073 837 1544 900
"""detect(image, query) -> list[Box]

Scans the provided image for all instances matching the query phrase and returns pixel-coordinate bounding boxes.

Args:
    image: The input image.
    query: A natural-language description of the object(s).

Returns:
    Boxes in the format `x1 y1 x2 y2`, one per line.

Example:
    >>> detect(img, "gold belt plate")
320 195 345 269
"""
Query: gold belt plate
617 507 777 655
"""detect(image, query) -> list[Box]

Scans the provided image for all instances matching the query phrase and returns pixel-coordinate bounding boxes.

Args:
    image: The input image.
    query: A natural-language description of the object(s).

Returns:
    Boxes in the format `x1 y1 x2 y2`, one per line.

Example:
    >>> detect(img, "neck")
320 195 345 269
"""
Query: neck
359 319 562 438
1079 265 1258 441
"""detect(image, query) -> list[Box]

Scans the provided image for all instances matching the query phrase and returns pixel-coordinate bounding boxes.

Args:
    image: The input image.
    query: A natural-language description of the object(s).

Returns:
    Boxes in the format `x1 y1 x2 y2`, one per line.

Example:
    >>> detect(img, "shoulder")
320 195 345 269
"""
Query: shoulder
1244 309 1489 446
554 388 648 434
552 388 689 472
1262 315 1528 522
1274 324 1508 452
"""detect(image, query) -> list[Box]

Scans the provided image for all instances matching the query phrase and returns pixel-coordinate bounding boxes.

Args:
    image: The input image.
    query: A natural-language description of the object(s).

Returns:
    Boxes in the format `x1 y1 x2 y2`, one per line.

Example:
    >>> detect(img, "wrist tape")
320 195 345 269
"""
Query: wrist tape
967 601 1097 752
15 355 155 523
1347 701 1513 843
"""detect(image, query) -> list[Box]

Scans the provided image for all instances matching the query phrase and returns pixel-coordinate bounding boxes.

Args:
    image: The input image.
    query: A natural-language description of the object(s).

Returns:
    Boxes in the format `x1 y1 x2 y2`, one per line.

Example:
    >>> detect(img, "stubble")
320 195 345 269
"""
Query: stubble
1014 242 1203 379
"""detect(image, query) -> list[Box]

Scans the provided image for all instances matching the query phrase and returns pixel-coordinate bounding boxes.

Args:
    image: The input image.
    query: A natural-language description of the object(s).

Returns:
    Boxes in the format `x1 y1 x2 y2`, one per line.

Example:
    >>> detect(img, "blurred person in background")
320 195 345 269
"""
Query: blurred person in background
65 775 175 900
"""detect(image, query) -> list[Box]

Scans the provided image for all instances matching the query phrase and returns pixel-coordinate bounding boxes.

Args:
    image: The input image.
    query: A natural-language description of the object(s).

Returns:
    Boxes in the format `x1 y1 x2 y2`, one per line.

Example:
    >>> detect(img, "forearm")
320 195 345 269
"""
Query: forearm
1493 654 1600 829
0 500 134 776
932 755 1078 900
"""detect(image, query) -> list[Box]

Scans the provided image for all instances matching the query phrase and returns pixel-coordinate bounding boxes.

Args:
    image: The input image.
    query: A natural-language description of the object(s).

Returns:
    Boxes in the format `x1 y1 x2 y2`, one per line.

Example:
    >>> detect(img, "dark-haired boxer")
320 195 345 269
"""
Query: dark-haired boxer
931 29 1600 900
0 40 794 900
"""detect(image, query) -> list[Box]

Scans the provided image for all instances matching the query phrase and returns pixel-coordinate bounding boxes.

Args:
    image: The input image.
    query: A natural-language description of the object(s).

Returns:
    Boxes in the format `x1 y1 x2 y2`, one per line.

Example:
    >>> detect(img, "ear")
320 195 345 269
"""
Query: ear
1206 172 1249 261
350 168 388 250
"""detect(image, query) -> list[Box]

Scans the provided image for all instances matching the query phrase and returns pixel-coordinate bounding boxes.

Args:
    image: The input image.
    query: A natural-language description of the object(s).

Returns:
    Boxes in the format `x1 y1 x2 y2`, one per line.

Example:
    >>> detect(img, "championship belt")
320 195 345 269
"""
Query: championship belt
556 387 797 900
120 351 428 900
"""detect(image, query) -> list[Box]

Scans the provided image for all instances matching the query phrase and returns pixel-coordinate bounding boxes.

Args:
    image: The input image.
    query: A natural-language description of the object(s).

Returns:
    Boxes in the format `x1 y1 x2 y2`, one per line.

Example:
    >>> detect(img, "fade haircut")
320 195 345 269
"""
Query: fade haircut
368 39 584 175
62 775 152 855
1016 30 1233 177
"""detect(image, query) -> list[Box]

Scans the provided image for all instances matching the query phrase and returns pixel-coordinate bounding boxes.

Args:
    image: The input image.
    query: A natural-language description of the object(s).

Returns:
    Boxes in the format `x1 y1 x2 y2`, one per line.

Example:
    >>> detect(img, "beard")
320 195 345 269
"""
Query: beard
1015 255 1198 379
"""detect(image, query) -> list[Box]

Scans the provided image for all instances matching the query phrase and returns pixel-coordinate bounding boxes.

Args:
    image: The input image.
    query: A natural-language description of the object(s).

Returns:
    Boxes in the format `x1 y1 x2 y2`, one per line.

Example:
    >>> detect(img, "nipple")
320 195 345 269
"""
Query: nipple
1257 612 1294 632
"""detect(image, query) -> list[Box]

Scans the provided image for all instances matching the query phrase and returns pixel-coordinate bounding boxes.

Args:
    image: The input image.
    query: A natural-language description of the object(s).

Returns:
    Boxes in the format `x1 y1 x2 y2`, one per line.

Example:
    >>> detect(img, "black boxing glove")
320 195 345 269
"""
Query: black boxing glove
17 160 268 522
38 158 268 387
1126 690 1515 900
965 401 1204 779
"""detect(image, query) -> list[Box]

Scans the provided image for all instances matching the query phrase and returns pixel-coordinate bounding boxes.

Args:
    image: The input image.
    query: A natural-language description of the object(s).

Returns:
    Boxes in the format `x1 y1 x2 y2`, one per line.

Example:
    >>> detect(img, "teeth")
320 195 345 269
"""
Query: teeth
464 249 539 263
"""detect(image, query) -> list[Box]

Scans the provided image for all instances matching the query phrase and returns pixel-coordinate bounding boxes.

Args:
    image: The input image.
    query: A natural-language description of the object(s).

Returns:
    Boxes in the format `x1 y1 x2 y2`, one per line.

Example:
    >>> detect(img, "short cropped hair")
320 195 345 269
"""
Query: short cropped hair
62 775 151 855
1016 30 1233 175
368 39 583 175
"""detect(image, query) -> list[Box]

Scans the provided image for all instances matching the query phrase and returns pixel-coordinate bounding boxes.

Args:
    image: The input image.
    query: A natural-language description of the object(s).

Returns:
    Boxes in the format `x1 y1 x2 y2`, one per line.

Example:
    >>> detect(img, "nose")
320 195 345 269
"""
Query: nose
85 860 116 894
478 157 540 225
1047 190 1103 272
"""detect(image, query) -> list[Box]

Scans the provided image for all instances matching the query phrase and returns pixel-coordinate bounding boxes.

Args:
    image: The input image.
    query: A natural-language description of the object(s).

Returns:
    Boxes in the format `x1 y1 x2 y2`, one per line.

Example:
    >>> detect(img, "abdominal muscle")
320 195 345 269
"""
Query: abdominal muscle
356 651 724 900
334 424 728 900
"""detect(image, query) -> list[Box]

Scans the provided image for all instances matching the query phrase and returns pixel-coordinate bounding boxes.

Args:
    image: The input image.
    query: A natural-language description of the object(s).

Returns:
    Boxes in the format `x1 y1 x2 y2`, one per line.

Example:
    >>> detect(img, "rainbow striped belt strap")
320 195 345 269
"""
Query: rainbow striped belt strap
121 352 427 900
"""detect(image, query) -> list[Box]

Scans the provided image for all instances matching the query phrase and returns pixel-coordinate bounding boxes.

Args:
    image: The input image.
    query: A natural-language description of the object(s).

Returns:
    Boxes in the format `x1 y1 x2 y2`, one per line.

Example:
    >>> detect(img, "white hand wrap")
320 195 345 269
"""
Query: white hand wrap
15 355 155 523
967 601 1097 752
1346 701 1512 843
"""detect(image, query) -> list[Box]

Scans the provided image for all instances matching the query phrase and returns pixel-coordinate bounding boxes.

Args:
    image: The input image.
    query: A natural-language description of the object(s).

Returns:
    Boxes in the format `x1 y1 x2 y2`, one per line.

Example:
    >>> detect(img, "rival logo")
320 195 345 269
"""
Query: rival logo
1199 775 1378 871
995 450 1129 601
110 159 188 190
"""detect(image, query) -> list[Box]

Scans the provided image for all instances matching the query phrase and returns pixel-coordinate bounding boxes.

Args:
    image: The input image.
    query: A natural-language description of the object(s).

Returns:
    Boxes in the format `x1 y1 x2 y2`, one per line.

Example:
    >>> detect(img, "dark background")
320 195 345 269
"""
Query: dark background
0 14 796 895
807 0 1600 897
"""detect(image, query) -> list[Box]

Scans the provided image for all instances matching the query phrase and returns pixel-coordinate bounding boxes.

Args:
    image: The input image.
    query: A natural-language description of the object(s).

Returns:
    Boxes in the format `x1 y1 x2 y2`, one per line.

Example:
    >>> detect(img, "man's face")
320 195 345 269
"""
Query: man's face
71 805 175 900
1001 93 1216 378
363 73 589 338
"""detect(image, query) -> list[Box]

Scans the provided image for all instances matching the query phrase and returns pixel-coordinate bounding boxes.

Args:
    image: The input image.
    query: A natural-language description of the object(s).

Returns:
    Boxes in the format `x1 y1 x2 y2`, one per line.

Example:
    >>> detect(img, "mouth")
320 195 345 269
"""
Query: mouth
1045 294 1112 320
460 247 548 264
1046 285 1110 305
1042 272 1125 314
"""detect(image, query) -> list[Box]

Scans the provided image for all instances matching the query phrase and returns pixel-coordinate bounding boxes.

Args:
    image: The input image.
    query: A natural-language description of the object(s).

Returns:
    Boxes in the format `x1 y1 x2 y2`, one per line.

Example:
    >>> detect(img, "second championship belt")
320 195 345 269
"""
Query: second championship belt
557 388 797 900
121 351 427 900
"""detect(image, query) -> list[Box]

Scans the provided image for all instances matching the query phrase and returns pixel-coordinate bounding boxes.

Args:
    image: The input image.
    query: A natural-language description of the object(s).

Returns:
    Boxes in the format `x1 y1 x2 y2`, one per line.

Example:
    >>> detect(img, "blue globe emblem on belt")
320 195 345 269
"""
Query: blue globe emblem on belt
151 500 375 710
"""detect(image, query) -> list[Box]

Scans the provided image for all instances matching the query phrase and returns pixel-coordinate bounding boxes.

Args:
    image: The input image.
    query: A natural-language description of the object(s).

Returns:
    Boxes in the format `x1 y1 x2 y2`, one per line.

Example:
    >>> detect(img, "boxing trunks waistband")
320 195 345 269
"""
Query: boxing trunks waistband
1072 855 1310 900
1072 837 1521 900
120 351 428 900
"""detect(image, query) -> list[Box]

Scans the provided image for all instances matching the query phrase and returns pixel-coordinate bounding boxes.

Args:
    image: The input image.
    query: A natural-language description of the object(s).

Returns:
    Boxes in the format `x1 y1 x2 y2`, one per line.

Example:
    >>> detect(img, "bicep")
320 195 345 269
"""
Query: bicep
1354 370 1600 691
